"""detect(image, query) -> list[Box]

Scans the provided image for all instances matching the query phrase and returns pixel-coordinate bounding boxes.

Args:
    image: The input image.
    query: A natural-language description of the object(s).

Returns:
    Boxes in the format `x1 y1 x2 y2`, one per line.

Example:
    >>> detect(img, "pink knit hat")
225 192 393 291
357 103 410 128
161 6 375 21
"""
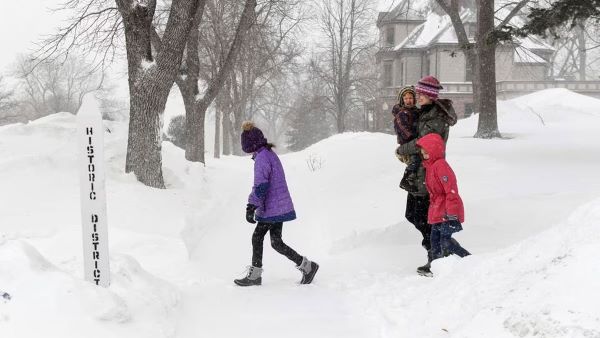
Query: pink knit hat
415 75 443 100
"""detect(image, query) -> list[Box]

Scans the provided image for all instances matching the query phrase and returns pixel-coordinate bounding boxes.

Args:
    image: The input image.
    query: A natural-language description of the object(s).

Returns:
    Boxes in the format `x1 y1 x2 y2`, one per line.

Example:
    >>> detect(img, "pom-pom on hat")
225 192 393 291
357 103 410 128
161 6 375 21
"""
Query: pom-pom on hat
241 121 268 153
415 75 443 100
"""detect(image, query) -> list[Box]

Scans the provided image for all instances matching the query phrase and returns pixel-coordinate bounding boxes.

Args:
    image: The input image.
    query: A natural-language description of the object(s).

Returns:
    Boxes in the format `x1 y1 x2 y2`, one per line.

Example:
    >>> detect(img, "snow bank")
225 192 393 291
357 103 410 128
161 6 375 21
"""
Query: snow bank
1 88 599 337
343 198 600 337
0 240 180 338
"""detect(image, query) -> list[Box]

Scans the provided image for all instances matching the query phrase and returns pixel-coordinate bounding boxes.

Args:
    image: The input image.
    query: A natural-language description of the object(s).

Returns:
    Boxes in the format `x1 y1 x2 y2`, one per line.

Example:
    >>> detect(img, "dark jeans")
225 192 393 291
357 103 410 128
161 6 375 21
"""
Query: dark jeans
405 193 432 251
430 220 470 260
251 222 303 268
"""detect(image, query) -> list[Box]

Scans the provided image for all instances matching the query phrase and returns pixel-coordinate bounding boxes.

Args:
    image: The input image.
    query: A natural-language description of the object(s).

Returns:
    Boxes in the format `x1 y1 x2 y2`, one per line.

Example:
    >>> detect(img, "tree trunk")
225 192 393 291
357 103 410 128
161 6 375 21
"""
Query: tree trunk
180 7 205 163
577 21 587 81
222 110 232 155
182 91 205 162
214 95 222 159
474 0 501 138
231 108 243 155
336 107 345 133
467 51 481 115
185 0 256 162
127 83 166 188
435 0 481 115
118 0 200 188
229 73 244 155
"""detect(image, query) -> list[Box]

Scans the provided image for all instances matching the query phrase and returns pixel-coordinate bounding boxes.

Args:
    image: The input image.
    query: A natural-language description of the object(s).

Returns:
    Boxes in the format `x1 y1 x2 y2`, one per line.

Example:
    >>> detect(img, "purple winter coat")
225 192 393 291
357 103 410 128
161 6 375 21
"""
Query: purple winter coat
248 146 296 223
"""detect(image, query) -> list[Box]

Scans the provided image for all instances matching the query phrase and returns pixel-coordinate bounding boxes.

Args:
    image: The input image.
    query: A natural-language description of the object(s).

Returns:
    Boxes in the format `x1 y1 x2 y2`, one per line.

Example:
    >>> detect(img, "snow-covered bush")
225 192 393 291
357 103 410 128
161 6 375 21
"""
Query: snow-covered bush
166 115 186 149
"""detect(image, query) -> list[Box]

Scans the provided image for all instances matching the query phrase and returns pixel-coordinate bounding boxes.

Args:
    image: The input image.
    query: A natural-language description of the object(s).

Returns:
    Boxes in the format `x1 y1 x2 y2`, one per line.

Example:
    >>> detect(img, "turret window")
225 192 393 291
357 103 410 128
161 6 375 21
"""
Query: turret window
383 61 393 87
386 26 395 46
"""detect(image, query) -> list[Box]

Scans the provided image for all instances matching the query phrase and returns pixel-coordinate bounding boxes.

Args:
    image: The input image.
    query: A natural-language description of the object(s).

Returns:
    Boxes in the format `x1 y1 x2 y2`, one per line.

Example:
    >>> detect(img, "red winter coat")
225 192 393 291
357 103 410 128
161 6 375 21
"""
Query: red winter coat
416 133 464 224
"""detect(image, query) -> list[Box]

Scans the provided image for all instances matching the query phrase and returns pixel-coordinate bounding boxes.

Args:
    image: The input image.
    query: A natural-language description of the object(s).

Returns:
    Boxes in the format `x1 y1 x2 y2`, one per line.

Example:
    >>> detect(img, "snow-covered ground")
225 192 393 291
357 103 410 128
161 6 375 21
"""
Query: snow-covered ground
1 88 599 337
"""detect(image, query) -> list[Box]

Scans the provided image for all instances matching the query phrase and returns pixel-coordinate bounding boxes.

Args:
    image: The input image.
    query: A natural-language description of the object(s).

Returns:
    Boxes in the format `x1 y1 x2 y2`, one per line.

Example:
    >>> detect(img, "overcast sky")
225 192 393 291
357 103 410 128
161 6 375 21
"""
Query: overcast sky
0 1 68 73
0 0 408 78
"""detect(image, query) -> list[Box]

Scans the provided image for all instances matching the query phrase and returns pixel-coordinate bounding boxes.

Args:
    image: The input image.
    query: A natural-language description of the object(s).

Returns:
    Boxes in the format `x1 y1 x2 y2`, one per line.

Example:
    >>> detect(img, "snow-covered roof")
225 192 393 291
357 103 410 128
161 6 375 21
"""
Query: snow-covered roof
436 10 476 44
378 0 427 23
412 13 446 46
394 9 475 50
513 46 547 64
517 35 555 52
392 5 553 55
494 1 554 52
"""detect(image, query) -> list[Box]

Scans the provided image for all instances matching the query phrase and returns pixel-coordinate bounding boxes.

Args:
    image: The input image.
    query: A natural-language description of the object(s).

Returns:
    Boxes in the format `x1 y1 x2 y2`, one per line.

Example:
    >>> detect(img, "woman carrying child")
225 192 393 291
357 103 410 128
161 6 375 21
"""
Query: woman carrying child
395 76 459 273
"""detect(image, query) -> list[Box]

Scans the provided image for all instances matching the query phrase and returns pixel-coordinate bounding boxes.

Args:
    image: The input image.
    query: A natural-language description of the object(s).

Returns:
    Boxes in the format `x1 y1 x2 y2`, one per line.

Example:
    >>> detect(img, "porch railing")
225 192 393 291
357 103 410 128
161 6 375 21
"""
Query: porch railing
378 80 600 98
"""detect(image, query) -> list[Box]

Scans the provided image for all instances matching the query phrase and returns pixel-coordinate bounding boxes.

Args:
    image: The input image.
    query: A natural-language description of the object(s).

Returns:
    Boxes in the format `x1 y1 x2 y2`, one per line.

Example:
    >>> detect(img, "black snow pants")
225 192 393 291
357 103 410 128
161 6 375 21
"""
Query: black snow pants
251 222 303 268
405 193 432 251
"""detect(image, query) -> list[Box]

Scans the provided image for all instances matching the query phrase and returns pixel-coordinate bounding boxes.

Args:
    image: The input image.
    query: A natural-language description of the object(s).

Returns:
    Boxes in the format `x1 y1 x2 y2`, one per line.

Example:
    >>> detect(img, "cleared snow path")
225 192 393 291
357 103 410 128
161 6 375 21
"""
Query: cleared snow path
174 157 379 337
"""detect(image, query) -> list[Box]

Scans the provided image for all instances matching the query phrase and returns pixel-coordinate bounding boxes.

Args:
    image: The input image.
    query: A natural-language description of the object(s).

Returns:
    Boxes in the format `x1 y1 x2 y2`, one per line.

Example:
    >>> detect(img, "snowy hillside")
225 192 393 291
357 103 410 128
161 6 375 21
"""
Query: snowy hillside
1 89 599 337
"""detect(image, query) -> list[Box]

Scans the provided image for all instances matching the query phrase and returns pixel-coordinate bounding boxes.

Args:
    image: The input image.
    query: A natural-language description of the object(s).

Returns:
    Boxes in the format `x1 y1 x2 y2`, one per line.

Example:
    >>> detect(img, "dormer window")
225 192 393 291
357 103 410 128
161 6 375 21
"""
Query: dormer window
386 26 395 46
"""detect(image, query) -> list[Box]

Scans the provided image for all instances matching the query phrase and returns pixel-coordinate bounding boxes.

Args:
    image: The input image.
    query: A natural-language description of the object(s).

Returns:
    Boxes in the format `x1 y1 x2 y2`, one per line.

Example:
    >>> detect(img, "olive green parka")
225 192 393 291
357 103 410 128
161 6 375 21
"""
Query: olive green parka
396 99 458 196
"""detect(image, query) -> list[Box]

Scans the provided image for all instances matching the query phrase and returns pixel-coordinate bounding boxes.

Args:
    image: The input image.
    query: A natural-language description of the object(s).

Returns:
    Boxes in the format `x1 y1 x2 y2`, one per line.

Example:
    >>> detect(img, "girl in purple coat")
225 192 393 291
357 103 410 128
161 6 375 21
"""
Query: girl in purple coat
234 121 319 287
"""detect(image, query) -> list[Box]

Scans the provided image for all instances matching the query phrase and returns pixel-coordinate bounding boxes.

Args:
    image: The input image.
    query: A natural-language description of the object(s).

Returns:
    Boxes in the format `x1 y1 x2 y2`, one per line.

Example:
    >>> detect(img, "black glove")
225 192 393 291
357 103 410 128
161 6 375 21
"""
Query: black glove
245 204 257 224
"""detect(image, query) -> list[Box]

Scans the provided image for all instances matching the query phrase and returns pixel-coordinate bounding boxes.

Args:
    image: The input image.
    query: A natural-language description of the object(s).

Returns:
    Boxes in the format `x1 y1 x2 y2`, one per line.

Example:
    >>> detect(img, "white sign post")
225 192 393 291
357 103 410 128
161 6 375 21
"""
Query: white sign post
77 94 110 287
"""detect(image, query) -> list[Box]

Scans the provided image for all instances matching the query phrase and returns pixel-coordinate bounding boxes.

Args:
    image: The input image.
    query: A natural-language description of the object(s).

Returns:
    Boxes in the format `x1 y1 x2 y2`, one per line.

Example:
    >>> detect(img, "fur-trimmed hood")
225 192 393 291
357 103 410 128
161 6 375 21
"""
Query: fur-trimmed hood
434 99 457 126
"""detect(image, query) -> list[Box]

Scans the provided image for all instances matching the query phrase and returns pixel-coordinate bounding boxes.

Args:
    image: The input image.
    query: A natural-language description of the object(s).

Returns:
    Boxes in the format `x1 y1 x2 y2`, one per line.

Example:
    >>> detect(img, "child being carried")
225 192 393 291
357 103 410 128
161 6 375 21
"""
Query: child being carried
392 86 420 193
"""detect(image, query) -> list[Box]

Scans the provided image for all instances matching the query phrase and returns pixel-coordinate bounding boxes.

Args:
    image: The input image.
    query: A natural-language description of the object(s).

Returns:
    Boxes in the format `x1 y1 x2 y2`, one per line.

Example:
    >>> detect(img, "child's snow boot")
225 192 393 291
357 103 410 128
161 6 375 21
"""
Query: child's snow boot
234 266 263 286
297 257 319 285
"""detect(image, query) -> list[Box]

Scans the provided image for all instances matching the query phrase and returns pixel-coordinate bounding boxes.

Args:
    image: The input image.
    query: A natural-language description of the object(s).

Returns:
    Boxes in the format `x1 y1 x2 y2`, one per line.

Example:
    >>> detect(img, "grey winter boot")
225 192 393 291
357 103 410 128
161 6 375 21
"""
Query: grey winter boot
297 257 319 285
234 266 263 286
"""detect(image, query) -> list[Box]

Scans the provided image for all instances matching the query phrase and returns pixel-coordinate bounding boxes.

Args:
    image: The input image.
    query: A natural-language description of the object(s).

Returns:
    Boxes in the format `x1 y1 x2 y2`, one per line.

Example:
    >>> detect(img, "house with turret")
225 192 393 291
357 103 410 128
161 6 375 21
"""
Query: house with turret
375 0 600 129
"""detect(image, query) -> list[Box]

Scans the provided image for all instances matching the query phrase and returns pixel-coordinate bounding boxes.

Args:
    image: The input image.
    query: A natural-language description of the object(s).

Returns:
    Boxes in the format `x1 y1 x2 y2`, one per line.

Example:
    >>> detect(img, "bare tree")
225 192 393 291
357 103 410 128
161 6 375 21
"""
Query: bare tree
0 76 14 111
314 0 375 133
0 76 18 125
286 62 332 151
434 0 480 122
475 0 501 138
228 7 303 154
436 0 530 138
115 0 204 188
157 0 258 163
201 0 304 156
195 0 239 157
13 54 103 117
35 0 202 188
544 19 596 80
33 0 124 74
507 0 600 79
348 44 378 131
253 73 297 146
